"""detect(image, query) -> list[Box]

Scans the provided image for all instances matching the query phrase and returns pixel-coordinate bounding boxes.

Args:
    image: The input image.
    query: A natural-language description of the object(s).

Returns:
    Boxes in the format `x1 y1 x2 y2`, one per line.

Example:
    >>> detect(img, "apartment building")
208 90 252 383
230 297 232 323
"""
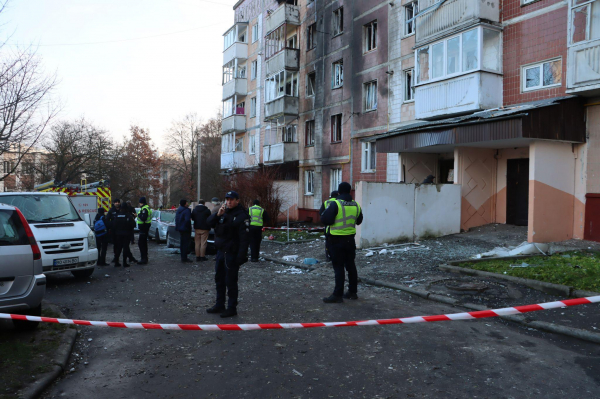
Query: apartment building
221 0 600 243
0 146 50 192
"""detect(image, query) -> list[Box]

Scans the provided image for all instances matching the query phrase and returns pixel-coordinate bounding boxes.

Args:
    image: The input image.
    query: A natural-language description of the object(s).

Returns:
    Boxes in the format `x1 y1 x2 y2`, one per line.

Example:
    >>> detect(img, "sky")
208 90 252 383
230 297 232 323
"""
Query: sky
2 0 238 146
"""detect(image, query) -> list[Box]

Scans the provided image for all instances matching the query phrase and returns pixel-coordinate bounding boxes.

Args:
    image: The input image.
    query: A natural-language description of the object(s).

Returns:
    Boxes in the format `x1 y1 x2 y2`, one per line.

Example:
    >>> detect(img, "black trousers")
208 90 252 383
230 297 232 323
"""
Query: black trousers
249 226 262 260
329 236 358 297
138 226 149 261
180 231 191 261
214 251 239 309
96 234 108 264
325 231 332 261
114 235 131 264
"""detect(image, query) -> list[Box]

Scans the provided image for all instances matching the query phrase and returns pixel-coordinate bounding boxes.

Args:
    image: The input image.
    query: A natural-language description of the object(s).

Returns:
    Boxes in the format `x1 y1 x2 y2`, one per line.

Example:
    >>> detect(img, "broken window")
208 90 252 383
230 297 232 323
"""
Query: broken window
332 7 344 36
306 72 316 97
571 0 600 44
307 23 317 50
417 47 429 83
235 137 243 152
305 170 314 195
331 114 342 142
282 125 297 143
462 29 479 72
404 1 418 36
364 81 378 111
522 59 562 91
251 60 257 80
364 21 377 53
305 120 315 146
250 97 257 118
265 70 299 102
404 69 414 102
332 60 343 88
249 133 256 154
265 25 286 59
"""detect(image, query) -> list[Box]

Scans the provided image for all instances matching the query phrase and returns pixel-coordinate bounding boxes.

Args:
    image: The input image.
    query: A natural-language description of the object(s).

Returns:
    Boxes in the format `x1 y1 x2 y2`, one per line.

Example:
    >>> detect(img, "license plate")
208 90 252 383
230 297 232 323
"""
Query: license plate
54 257 79 266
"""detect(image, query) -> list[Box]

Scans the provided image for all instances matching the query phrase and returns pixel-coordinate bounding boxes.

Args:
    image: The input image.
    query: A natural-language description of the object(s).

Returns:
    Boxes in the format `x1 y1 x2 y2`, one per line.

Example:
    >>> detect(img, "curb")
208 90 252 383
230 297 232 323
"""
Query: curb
264 239 318 246
18 303 78 399
439 264 600 298
262 255 317 271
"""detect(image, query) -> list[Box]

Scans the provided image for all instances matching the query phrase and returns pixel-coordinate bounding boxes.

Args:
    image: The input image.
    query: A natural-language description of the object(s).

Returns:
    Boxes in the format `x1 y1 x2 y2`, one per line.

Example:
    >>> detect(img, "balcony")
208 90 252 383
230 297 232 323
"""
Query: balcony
414 72 502 120
265 4 300 34
221 151 247 170
222 114 246 134
266 48 299 76
222 78 248 101
264 97 299 121
263 142 299 164
223 42 248 66
416 0 499 46
567 39 600 95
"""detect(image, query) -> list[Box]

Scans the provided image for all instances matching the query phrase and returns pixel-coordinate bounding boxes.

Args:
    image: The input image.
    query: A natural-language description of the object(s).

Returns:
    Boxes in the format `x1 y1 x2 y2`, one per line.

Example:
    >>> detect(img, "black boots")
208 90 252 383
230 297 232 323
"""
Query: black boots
343 292 358 300
220 308 237 318
206 305 225 314
323 295 343 303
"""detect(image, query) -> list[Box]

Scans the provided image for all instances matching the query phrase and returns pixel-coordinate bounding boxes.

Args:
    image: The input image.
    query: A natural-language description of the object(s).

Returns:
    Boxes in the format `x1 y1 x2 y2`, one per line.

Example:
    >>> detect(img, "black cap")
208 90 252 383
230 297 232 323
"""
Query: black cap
211 197 219 202
180 199 187 207
113 198 121 203
330 191 339 198
253 199 260 205
139 196 147 204
338 182 351 194
225 191 239 199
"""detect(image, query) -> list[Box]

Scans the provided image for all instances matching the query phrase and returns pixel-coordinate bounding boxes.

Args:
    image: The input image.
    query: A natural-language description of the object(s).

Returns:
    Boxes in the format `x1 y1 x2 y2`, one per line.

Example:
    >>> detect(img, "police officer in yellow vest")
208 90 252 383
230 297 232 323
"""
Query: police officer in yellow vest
319 190 338 262
320 182 363 303
136 197 153 265
248 200 268 262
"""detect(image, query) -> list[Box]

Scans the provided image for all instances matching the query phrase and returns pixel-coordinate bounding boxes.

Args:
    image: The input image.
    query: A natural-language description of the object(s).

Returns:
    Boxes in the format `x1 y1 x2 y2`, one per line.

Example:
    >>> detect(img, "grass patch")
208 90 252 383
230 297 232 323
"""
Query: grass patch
458 251 600 292
0 308 69 398
264 229 319 243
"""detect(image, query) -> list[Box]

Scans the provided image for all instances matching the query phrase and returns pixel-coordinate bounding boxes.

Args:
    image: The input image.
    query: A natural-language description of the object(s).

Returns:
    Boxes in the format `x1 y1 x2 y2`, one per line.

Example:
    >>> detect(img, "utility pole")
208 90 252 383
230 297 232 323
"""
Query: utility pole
196 139 201 202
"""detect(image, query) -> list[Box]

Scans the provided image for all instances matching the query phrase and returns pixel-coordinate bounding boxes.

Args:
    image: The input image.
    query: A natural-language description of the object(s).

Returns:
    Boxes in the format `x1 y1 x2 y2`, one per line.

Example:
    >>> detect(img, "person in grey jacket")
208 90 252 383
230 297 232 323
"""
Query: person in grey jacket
192 199 212 261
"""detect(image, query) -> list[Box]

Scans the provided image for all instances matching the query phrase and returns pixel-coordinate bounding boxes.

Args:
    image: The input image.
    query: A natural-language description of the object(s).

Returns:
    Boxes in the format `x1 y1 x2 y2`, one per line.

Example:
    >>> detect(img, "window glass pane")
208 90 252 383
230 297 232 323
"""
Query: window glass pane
431 43 444 78
525 66 540 88
591 2 600 40
543 60 562 86
572 5 589 43
446 37 460 75
417 47 429 83
462 29 479 72
482 29 501 72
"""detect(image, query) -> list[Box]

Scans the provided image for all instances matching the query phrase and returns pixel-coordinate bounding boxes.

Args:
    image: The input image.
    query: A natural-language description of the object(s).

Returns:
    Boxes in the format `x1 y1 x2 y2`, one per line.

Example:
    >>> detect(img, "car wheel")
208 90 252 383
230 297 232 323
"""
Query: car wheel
72 268 94 279
12 304 41 331
155 229 162 244
166 234 174 248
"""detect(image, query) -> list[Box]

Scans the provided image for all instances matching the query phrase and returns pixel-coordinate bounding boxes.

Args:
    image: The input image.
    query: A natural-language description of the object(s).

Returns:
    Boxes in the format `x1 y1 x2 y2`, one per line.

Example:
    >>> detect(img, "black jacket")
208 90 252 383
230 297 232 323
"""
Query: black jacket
175 205 192 232
320 193 364 230
106 206 120 230
113 208 136 236
192 205 211 230
207 204 250 265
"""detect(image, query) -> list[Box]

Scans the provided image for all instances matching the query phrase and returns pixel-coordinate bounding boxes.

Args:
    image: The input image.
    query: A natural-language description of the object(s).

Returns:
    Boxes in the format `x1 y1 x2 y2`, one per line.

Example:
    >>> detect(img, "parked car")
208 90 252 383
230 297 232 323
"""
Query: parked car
148 210 175 243
0 192 98 278
0 203 46 330
166 224 215 255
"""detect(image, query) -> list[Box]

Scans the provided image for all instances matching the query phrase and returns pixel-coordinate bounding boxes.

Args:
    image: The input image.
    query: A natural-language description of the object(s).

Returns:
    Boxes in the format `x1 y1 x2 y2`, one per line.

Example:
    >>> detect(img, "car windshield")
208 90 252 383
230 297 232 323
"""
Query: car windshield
0 195 81 223
160 212 175 223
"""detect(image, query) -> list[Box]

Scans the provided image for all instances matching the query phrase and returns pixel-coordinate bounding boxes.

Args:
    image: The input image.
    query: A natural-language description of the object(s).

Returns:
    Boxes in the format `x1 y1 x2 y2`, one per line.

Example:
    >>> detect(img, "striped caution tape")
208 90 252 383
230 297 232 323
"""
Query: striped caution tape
1 296 599 331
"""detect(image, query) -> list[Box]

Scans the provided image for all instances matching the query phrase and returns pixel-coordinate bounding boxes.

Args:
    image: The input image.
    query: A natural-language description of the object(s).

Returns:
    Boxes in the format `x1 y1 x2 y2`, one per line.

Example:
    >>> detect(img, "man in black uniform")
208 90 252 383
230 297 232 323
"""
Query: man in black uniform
206 191 250 318
319 190 338 262
320 182 363 303
113 202 136 267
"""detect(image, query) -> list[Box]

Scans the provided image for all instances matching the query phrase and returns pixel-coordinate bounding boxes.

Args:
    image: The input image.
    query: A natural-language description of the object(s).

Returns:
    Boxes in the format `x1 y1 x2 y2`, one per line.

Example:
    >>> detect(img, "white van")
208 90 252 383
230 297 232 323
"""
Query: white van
0 192 98 278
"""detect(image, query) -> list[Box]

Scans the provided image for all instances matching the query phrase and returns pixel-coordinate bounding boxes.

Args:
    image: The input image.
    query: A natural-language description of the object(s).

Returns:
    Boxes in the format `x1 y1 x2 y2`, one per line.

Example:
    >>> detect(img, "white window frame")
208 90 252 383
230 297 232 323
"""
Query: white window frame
282 125 297 143
252 24 259 43
521 58 562 92
265 70 299 103
362 142 376 173
363 80 378 112
404 1 418 37
249 133 256 154
250 97 257 118
404 69 415 102
235 137 244 152
251 60 257 80
305 170 315 195
331 114 343 143
306 72 316 97
364 20 378 53
332 7 344 37
222 133 235 153
305 120 315 147
332 60 344 88
569 0 600 45
330 168 342 193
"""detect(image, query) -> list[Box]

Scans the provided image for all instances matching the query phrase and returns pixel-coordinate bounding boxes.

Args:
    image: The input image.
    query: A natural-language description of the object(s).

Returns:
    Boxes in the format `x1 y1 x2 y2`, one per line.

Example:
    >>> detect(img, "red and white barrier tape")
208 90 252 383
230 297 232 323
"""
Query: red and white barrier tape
2 296 599 331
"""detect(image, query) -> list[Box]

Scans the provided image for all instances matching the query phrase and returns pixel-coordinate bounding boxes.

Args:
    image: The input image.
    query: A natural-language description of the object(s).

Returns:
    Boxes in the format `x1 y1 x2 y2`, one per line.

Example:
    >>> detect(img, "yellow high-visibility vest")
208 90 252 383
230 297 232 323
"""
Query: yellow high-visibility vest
249 206 264 227
329 199 361 236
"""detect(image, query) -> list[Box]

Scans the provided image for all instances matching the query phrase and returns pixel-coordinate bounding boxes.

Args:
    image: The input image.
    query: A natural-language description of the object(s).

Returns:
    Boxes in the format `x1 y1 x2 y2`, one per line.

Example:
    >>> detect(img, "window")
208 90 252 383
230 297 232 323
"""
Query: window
362 142 376 172
404 69 414 102
2 161 9 174
251 60 257 80
249 133 256 154
404 1 418 36
307 23 317 50
282 125 297 142
330 169 342 192
223 98 234 118
252 24 259 43
415 27 501 84
331 114 342 142
364 21 377 53
305 120 315 146
222 133 235 152
306 72 316 97
238 65 247 79
332 60 344 88
571 0 600 44
364 81 378 111
265 70 299 102
265 25 286 59
522 59 562 91
224 25 247 50
235 137 243 152
250 97 257 118
332 7 344 36
236 101 245 115
287 35 298 49
305 170 315 195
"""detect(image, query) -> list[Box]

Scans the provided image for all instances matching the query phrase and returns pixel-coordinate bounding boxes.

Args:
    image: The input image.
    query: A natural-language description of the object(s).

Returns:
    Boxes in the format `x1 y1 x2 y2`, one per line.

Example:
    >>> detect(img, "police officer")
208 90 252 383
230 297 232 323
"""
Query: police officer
248 199 268 262
320 182 363 303
113 202 136 267
136 197 152 265
206 191 250 318
319 190 338 262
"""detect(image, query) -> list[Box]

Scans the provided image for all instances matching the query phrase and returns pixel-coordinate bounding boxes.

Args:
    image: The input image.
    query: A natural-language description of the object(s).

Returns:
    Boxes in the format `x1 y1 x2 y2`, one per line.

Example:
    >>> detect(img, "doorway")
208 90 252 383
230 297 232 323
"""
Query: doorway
506 159 529 226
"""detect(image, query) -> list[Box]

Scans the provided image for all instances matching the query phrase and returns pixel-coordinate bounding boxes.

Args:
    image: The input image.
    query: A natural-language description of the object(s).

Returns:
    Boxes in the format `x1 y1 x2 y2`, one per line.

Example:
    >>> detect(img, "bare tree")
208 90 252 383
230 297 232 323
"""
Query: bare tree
164 113 202 200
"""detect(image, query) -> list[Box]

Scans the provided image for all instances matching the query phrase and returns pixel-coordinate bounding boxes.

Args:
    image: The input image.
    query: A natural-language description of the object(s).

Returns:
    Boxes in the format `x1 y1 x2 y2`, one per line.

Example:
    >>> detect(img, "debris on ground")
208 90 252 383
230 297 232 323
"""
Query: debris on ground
474 241 549 258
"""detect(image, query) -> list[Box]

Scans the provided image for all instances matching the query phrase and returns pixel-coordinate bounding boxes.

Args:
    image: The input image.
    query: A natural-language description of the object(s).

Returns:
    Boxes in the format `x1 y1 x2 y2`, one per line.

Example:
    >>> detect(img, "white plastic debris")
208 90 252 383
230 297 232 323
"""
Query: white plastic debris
476 241 549 258
283 255 299 261
379 249 388 255
365 251 374 257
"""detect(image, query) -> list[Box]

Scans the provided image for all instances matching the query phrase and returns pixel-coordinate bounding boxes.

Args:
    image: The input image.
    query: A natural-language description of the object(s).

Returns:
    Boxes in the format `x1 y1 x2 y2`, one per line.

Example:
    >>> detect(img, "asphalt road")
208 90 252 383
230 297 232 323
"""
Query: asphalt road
42 242 600 398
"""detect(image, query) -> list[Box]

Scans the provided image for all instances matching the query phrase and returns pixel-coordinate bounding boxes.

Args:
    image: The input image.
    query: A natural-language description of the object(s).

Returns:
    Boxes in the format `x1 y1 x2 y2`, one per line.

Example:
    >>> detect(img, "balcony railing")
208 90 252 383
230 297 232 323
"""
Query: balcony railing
265 4 300 34
414 72 502 120
221 151 247 170
222 114 246 134
223 42 248 66
264 97 299 121
265 48 299 76
416 0 499 46
567 39 600 94
222 78 248 101
263 142 299 164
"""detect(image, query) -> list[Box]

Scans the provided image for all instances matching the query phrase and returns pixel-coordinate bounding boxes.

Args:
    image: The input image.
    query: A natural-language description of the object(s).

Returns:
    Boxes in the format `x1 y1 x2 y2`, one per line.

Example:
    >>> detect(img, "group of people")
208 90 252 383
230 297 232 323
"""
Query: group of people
91 181 363 319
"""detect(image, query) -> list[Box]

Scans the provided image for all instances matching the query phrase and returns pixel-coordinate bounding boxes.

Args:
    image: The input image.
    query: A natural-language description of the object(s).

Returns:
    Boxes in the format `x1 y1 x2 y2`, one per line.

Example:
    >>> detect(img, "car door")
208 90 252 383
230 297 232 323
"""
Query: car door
0 209 34 299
